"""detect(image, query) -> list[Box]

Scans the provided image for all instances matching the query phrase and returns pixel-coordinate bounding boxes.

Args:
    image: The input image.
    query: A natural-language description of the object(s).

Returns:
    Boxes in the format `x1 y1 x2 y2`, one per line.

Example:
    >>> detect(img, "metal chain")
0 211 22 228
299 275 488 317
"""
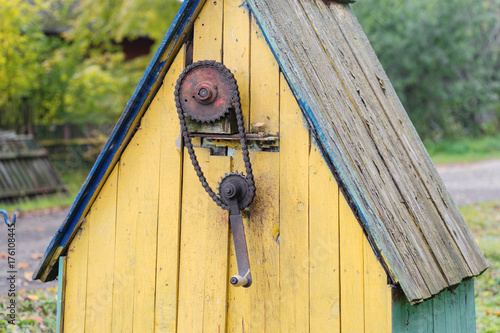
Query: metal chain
174 60 255 211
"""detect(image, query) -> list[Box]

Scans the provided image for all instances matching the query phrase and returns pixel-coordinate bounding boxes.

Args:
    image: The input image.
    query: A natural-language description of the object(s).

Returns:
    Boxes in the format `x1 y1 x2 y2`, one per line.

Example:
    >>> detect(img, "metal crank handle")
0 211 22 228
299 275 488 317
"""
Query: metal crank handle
229 213 252 288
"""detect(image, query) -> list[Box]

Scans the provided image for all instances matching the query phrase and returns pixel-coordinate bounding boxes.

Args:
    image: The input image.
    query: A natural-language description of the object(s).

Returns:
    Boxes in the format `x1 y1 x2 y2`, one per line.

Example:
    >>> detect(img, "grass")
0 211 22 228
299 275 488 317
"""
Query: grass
0 288 57 332
1 168 90 215
460 201 500 333
425 135 500 164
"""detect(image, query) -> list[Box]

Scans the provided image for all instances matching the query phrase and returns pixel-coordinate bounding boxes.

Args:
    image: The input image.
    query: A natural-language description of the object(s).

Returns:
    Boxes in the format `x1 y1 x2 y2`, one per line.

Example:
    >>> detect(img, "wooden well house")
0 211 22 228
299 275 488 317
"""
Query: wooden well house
34 0 488 332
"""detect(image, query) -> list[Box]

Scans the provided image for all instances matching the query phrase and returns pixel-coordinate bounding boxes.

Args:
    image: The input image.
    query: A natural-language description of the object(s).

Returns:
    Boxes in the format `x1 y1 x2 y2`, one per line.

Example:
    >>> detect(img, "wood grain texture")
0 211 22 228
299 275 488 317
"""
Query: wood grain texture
250 13 280 135
226 150 280 332
112 152 138 332
131 80 163 333
154 48 185 333
309 142 340 332
63 220 89 333
176 147 211 332
339 4 486 278
393 279 477 333
305 0 463 290
279 72 310 332
246 0 488 303
193 0 223 62
85 166 118 333
340 189 365 333
202 155 231 333
223 0 250 131
363 236 392 333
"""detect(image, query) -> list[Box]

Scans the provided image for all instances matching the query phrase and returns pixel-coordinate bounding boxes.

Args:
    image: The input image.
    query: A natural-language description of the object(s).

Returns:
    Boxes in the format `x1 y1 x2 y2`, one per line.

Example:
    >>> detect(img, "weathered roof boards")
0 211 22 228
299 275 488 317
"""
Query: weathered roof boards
35 0 487 331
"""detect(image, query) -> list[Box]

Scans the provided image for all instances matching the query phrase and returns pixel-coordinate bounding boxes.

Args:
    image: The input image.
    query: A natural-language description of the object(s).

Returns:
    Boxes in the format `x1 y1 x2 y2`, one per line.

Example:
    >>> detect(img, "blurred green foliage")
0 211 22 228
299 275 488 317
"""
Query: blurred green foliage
2 0 500 142
0 0 181 127
425 134 500 164
354 0 500 140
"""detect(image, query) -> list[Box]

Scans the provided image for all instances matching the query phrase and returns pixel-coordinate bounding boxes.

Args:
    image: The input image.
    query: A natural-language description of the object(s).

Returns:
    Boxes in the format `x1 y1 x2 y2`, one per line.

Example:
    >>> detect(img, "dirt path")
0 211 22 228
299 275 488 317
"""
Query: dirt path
1 159 499 294
0 208 66 295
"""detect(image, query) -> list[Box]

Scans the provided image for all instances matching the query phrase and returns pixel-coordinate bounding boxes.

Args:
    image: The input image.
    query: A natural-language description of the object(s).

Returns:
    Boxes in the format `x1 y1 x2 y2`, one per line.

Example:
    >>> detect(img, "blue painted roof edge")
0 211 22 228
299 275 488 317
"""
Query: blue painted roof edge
34 0 204 281
245 0 397 282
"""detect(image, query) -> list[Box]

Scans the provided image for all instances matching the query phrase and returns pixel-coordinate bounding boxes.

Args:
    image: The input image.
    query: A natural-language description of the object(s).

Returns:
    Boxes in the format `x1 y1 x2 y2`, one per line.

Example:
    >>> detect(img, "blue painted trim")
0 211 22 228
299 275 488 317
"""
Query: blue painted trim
34 0 204 281
56 256 65 332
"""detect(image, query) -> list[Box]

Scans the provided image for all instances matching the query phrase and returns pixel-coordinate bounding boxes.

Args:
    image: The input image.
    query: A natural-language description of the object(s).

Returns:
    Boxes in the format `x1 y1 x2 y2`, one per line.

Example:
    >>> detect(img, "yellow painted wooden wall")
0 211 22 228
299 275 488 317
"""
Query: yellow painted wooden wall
62 0 392 332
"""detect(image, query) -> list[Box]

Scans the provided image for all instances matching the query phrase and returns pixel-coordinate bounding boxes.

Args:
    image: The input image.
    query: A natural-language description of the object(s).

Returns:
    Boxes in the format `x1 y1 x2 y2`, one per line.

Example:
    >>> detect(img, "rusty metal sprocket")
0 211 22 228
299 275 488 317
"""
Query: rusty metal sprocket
176 61 234 123
174 60 255 211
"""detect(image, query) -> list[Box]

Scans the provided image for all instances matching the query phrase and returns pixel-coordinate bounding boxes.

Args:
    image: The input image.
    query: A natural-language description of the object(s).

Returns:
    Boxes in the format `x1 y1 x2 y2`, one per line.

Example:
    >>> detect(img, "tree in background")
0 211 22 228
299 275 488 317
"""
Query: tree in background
354 0 500 140
0 0 181 132
3 0 500 141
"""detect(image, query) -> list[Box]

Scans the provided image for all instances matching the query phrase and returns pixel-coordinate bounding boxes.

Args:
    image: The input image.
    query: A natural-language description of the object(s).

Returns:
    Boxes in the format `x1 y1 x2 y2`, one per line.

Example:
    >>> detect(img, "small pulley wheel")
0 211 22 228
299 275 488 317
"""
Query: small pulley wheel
218 173 254 211
177 61 234 123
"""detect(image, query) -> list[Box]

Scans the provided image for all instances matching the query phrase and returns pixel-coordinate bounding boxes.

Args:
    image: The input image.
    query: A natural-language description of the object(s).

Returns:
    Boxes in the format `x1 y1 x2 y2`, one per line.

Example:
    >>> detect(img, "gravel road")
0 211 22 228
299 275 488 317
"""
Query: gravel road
0 209 66 295
436 159 500 206
0 159 499 294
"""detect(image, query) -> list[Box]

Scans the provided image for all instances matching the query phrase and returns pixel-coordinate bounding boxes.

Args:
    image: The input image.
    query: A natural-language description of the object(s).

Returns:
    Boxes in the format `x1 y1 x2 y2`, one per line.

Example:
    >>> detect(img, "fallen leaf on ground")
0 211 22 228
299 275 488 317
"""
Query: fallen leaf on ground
35 227 44 232
18 262 29 269
24 271 33 281
28 315 43 323
30 253 43 260
1 252 6 259
27 294 39 301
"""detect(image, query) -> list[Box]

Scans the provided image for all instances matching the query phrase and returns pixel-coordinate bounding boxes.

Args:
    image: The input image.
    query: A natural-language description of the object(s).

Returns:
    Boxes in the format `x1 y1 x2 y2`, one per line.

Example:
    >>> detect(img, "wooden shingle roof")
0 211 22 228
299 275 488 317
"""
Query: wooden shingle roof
248 0 487 303
34 0 487 304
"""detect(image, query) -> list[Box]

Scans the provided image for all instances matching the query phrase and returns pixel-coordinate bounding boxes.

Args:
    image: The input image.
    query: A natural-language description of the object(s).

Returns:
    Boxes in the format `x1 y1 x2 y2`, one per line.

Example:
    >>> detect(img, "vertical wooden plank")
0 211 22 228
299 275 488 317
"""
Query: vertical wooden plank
250 13 280 135
63 221 89 333
444 286 460 333
85 166 118 332
396 280 476 333
225 150 251 333
459 282 468 333
279 72 310 332
364 236 392 333
309 142 340 332
193 0 223 62
466 279 476 333
411 299 433 332
112 153 135 333
433 289 446 333
202 155 231 332
155 48 185 333
224 0 250 130
132 90 163 333
393 292 433 333
226 150 280 332
340 192 364 333
176 147 211 332
56 256 66 333
392 295 407 333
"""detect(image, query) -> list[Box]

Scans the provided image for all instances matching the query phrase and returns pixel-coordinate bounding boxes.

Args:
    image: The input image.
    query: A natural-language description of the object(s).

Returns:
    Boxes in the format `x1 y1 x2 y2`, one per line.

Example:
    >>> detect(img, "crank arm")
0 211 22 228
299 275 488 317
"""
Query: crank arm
229 212 252 287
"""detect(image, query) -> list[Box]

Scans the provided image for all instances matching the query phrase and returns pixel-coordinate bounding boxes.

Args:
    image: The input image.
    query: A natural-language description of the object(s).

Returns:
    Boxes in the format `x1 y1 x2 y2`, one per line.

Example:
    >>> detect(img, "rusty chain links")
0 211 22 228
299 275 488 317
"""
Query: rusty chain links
174 60 255 211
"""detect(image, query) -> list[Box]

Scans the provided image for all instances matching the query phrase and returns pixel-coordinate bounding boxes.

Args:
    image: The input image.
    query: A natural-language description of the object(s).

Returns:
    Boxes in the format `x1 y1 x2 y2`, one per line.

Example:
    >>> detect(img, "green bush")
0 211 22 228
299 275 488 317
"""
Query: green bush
354 0 500 140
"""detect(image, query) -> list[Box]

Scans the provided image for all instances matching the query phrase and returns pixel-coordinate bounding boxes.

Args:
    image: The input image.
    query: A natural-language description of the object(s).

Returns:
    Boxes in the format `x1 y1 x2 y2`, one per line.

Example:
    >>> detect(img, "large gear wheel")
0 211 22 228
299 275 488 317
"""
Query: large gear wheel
174 60 255 212
175 60 235 123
